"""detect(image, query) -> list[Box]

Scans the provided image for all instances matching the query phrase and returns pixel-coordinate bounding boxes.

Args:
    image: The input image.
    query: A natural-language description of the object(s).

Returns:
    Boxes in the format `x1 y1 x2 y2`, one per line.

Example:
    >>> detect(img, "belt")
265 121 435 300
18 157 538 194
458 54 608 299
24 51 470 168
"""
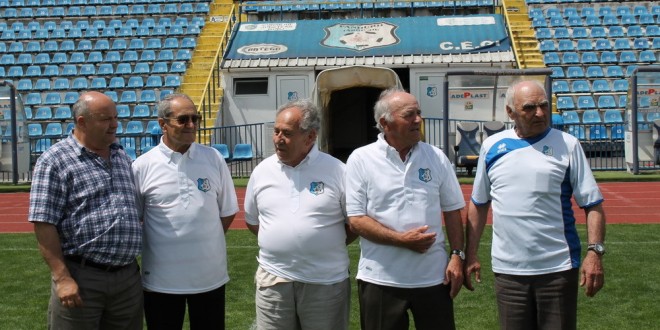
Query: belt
65 255 133 272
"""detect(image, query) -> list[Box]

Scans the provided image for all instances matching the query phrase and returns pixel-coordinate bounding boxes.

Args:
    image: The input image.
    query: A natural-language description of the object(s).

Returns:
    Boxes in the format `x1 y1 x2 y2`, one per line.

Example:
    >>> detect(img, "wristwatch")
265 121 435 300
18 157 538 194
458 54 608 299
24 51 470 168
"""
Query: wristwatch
451 249 465 261
587 243 606 256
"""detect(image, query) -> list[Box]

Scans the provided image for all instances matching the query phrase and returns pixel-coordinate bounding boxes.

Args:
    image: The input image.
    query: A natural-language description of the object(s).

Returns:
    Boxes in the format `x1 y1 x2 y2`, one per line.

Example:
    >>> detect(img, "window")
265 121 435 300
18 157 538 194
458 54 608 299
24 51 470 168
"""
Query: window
234 78 268 95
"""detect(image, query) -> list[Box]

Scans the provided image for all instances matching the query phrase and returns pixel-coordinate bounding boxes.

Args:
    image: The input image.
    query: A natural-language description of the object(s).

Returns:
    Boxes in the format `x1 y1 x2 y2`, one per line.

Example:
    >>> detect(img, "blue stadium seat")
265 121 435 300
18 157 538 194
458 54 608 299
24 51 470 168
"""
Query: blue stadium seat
539 40 556 52
619 51 637 64
26 65 42 77
152 62 168 74
147 4 161 15
117 104 131 118
571 80 591 93
600 52 618 64
116 63 132 75
44 92 62 105
577 96 596 109
146 120 160 135
590 26 606 38
139 90 156 103
104 91 118 103
105 51 121 62
639 50 657 63
164 76 181 88
620 14 637 25
0 54 15 65
170 61 186 73
119 136 136 148
633 38 649 50
604 110 623 124
53 78 70 90
531 18 547 28
584 15 601 26
16 79 33 91
613 38 631 50
27 123 43 137
7 66 23 78
591 80 611 93
535 28 552 39
554 28 570 39
53 106 71 120
124 121 143 135
638 14 655 25
43 40 58 52
158 50 174 61
34 138 52 153
557 96 575 110
589 125 608 140
212 144 231 161
120 91 137 104
610 125 625 140
146 38 162 49
146 76 163 88
552 80 569 94
26 41 41 52
109 77 126 89
615 5 631 16
159 90 173 101
571 27 588 39
612 79 628 92
576 39 593 51
557 40 574 51
88 77 106 90
598 95 617 109
618 95 628 108
79 64 95 76
84 27 98 38
608 26 624 37
594 39 612 51
123 50 138 62
111 38 127 50
132 104 150 118
232 144 253 161
568 125 585 140
627 25 644 38
127 76 144 88
582 109 601 124
543 52 560 65
34 106 53 120
44 122 63 137
175 49 191 61
581 51 599 64
562 52 580 64
605 66 624 78
561 110 580 124
134 62 150 75
140 50 156 62
34 78 51 90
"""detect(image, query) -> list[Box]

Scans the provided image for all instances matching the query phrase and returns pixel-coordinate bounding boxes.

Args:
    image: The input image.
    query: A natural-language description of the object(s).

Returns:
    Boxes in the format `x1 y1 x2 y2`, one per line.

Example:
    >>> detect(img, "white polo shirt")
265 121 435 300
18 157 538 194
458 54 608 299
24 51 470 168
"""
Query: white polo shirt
244 145 350 285
471 128 604 276
132 142 239 294
345 134 465 288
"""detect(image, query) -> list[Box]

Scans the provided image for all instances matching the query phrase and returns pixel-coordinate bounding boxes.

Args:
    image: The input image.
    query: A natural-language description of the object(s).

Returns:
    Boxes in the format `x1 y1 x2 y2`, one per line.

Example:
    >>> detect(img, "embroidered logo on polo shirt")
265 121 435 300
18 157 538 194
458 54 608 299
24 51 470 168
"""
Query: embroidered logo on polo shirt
543 145 553 156
309 182 324 195
197 178 211 192
497 143 507 154
418 168 432 182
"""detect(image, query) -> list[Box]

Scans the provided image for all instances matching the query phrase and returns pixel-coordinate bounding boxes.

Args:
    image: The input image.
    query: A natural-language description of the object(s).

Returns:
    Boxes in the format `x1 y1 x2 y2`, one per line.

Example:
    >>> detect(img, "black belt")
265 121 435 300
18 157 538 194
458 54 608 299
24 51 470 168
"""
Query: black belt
65 255 133 272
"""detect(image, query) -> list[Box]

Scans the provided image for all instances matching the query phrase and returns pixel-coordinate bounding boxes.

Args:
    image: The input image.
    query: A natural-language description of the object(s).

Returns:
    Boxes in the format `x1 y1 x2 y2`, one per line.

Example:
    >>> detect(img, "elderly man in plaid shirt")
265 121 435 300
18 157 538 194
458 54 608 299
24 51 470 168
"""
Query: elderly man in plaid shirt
29 91 143 330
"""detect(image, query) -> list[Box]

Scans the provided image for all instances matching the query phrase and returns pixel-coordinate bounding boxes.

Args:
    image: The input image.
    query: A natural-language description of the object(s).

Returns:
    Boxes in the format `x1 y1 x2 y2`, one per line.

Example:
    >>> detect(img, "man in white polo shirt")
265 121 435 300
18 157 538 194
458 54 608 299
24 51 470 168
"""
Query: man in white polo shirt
345 88 466 330
244 99 356 330
132 93 239 329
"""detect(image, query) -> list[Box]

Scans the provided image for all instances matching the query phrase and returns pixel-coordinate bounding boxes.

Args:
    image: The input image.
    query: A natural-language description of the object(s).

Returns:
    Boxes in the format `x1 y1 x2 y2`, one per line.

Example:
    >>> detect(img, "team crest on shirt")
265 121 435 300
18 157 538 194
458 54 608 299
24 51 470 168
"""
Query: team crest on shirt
309 182 324 195
497 143 507 154
543 145 553 156
418 168 432 182
197 178 211 192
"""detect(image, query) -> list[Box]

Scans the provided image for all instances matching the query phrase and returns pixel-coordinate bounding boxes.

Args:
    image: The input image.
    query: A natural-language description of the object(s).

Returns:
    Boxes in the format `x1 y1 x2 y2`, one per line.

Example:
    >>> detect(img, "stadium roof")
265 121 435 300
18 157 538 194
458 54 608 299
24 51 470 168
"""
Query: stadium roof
222 15 514 69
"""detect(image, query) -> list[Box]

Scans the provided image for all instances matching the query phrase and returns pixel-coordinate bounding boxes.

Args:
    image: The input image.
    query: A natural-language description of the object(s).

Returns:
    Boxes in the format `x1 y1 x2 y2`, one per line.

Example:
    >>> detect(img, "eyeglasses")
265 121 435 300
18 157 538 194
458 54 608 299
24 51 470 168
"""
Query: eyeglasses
166 114 201 125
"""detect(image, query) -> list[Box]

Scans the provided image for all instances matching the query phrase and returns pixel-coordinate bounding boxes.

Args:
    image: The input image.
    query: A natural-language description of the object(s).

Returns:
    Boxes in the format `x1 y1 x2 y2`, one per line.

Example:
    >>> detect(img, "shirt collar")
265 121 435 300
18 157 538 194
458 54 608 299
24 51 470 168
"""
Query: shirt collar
157 138 197 163
277 144 320 168
67 135 122 157
376 133 417 160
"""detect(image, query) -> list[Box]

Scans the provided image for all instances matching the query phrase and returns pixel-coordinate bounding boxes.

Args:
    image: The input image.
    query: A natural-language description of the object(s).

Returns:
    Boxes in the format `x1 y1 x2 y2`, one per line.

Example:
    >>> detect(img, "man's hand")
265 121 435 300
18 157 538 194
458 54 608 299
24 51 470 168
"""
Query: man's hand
444 257 464 299
463 255 481 291
398 225 436 253
54 276 83 308
580 252 604 297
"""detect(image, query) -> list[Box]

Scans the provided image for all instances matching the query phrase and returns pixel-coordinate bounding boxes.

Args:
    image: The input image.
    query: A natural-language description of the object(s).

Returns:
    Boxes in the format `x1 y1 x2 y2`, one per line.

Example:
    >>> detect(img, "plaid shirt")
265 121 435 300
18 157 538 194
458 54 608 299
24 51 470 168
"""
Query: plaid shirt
29 135 142 266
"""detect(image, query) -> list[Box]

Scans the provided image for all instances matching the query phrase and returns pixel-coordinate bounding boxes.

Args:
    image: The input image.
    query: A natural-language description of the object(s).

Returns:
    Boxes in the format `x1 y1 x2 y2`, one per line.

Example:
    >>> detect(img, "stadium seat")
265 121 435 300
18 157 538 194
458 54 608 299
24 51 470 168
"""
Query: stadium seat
34 107 53 120
116 63 132 75
146 38 162 49
139 90 156 103
572 27 588 39
584 15 601 26
597 95 617 109
605 66 624 78
105 51 121 63
27 123 43 137
119 137 136 148
146 76 163 88
576 39 593 51
454 122 480 175
232 143 254 161
140 50 156 62
127 76 144 88
604 110 623 124
554 28 570 39
568 125 586 140
582 71 601 90
104 91 118 103
565 67 583 79
590 26 606 38
639 50 657 63
633 38 649 50
124 121 144 135
170 61 186 73
152 62 168 74
44 122 63 137
117 105 131 118
158 50 174 61
591 80 611 93
589 125 608 140
608 26 624 38
120 91 137 104
551 113 563 129
627 25 644 38
582 110 601 124
571 80 591 93
132 104 150 118
134 62 150 75
16 79 33 91
639 14 655 25
535 28 552 39
600 52 618 64
619 51 638 64
109 77 126 89
53 106 71 120
33 138 52 153
543 52 560 65
34 78 51 91
610 125 625 140
112 38 127 50
613 38 631 50
577 96 596 109
539 40 556 52
79 64 95 76
581 52 599 64
612 79 628 92
212 144 231 161
557 40 574 52
53 78 70 90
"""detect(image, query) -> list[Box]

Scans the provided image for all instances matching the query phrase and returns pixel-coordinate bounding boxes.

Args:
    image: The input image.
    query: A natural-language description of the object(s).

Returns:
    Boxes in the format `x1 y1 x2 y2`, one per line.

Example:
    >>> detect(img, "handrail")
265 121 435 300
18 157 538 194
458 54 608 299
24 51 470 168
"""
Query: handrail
500 0 524 68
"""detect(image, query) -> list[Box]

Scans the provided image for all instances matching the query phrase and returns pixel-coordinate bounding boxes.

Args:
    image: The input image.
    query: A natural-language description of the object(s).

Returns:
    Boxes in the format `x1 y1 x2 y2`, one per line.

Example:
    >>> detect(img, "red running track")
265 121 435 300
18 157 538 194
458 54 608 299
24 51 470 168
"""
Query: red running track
2 182 659 233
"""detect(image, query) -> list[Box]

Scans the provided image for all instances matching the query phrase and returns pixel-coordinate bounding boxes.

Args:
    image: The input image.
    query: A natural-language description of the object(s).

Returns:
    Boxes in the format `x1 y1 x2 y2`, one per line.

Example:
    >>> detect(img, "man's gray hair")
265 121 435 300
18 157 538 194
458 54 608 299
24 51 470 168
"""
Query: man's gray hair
505 80 546 109
157 93 195 119
72 95 91 120
374 87 407 132
276 99 321 132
